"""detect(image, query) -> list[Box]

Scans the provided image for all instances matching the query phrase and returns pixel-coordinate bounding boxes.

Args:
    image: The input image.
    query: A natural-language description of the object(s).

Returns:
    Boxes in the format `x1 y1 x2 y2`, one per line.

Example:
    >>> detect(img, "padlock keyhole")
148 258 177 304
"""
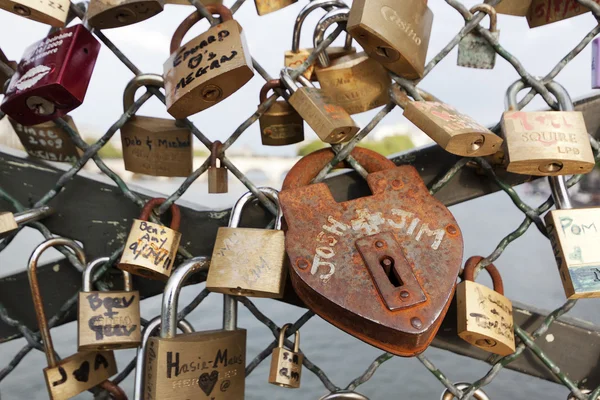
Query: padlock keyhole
380 256 403 288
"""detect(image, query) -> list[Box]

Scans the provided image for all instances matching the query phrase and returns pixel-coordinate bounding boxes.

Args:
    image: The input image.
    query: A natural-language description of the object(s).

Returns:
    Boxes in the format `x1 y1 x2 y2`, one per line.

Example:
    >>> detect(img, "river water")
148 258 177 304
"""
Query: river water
1 175 598 400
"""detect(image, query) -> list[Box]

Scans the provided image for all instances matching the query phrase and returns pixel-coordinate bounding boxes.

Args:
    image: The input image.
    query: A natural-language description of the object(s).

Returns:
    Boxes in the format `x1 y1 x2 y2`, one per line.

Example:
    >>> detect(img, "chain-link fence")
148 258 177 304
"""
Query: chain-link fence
1 0 600 398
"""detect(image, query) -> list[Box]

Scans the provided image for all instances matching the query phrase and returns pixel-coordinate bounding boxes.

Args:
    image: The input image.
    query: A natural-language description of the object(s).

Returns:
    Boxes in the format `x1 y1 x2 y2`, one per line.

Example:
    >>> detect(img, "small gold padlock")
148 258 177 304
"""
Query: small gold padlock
501 80 595 176
9 115 82 163
0 205 53 239
164 5 254 119
269 324 303 388
254 0 296 16
484 0 531 16
313 8 390 115
78 257 141 351
86 0 164 29
28 238 118 400
259 79 304 146
281 68 360 144
119 198 182 281
393 86 502 157
456 256 516 356
346 0 434 79
0 0 69 26
208 140 228 193
284 0 356 81
207 187 287 298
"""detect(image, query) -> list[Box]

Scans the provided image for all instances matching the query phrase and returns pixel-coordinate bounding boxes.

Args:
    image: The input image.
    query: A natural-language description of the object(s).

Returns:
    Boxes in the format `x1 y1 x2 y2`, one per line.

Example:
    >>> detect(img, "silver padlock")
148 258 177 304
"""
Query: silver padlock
457 4 499 70
441 383 490 400
319 391 370 400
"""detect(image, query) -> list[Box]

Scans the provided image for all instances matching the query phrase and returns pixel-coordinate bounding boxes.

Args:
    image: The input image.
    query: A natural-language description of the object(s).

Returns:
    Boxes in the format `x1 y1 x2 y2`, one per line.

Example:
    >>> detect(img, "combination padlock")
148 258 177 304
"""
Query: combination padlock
207 187 287 298
457 4 499 70
0 0 69 26
87 0 164 29
28 238 118 400
1 25 101 126
208 140 228 193
78 257 142 351
258 79 304 146
164 5 254 119
120 74 193 177
280 147 463 356
269 324 303 388
119 198 182 280
0 205 53 239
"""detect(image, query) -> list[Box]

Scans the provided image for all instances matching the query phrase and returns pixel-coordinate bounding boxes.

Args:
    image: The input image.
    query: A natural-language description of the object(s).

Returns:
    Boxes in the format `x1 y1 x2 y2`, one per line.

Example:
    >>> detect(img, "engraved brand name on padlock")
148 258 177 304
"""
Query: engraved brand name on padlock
528 0 600 27
380 5 423 45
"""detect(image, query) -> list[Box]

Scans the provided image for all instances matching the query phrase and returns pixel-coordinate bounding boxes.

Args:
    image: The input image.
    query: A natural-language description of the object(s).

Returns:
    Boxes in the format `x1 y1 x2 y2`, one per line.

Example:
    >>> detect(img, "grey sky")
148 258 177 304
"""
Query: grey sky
0 1 597 156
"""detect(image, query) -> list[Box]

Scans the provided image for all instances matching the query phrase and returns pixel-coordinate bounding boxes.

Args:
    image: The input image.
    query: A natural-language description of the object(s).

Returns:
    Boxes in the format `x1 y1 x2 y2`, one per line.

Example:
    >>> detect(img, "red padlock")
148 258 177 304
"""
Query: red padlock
0 25 100 126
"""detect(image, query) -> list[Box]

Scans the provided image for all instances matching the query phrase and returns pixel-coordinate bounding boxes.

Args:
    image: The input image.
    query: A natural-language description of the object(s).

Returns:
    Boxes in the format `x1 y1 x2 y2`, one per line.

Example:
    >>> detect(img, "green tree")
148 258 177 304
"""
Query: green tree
298 135 414 157
84 138 122 159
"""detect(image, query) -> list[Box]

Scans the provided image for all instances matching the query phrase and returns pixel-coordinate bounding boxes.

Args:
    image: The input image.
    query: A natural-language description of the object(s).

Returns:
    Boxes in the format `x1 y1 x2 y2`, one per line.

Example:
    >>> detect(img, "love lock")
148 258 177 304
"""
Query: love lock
280 147 463 356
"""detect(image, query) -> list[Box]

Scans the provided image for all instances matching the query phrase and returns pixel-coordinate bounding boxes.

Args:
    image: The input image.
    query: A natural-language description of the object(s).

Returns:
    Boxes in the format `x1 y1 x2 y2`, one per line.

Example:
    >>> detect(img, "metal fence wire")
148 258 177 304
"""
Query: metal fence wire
1 0 600 398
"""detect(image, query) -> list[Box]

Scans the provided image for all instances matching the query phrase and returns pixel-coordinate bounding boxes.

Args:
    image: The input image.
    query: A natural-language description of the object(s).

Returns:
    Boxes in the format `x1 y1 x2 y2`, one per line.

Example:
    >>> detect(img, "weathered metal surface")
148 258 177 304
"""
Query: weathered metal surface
280 148 463 356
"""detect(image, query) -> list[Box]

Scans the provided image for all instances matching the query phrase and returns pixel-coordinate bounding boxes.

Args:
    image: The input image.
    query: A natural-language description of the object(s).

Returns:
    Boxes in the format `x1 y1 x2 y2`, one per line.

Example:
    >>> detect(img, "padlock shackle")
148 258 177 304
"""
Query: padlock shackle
160 256 210 338
259 79 286 103
98 380 128 400
277 323 301 352
469 4 497 32
210 141 224 169
13 205 54 226
134 316 194 400
319 391 370 400
462 256 504 295
282 147 396 190
123 73 164 112
291 0 351 53
313 8 350 68
229 187 283 230
138 198 182 231
505 79 574 112
28 237 86 368
441 382 490 400
83 256 133 292
170 5 234 54
280 67 316 93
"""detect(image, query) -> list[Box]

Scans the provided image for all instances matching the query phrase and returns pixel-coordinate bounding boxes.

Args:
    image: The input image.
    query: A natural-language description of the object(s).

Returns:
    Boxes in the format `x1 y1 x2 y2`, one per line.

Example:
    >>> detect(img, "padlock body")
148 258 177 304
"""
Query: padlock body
288 87 359 144
9 115 81 163
545 208 600 299
456 280 515 356
527 0 599 28
119 219 182 280
501 111 595 176
280 160 463 356
259 100 304 146
208 166 228 193
484 0 532 16
0 0 69 26
144 329 246 400
87 0 164 29
315 52 390 115
254 0 296 16
0 212 18 238
78 290 141 351
347 0 433 79
457 31 499 70
268 347 303 388
164 19 254 119
121 116 193 177
1 25 101 126
207 227 287 298
403 101 502 157
44 351 117 400
284 46 357 81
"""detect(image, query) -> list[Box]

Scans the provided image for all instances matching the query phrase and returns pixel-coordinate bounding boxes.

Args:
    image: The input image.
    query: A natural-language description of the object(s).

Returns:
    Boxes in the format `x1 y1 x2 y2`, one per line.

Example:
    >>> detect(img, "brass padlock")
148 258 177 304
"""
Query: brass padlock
484 0 531 16
284 0 356 81
269 324 303 388
133 316 194 400
164 5 254 119
441 383 490 400
346 0 433 79
78 257 142 351
545 175 600 299
457 4 499 70
259 79 304 146
145 257 246 400
119 198 182 280
527 0 597 28
280 147 463 356
9 115 82 163
0 0 69 26
120 74 193 177
0 48 16 92
87 0 164 29
501 80 595 176
28 238 118 400
254 0 296 16
0 205 53 239
313 9 390 115
208 140 228 193
281 68 360 144
207 187 287 298
394 86 502 157
456 256 515 356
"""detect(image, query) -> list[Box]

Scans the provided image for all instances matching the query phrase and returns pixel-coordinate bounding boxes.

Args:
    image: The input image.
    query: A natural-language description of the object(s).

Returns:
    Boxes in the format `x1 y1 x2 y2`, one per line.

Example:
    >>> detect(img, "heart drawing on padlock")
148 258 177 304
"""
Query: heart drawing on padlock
280 147 463 357
198 370 219 396
72 361 90 382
